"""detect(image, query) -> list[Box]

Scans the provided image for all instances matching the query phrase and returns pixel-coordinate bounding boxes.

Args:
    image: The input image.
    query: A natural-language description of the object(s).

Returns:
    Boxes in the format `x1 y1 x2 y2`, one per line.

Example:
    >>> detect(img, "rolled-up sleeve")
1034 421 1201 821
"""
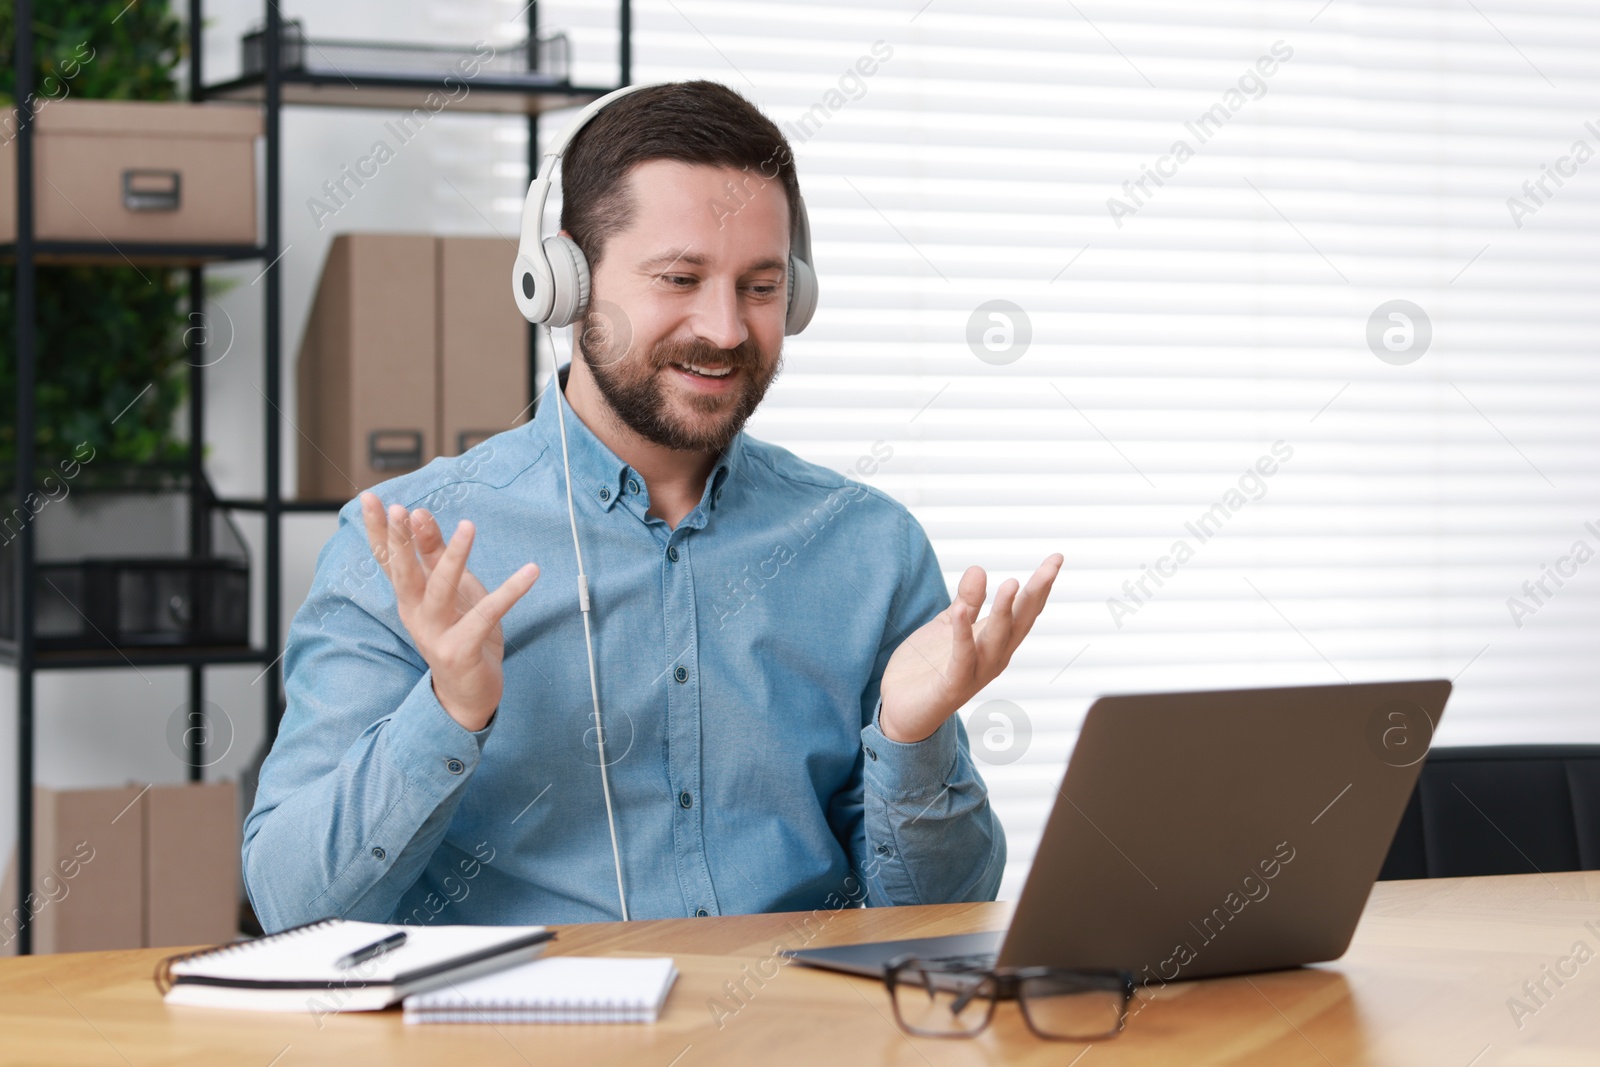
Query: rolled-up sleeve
241 508 496 933
846 509 1007 906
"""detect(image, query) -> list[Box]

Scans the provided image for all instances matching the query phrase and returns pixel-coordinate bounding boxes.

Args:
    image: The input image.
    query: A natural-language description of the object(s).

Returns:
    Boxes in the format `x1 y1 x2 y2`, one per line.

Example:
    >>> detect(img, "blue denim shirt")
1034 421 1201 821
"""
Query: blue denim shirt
243 364 1004 932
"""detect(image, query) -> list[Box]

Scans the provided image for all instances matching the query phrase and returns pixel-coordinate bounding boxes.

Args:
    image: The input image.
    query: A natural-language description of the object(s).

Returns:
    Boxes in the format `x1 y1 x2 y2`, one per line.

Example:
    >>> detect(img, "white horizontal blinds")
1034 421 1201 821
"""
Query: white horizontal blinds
525 1 1600 898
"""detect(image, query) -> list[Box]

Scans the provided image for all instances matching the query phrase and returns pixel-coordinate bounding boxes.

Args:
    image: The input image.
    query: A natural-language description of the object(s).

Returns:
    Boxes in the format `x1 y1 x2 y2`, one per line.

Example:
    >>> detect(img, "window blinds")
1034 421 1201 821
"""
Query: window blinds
506 0 1600 897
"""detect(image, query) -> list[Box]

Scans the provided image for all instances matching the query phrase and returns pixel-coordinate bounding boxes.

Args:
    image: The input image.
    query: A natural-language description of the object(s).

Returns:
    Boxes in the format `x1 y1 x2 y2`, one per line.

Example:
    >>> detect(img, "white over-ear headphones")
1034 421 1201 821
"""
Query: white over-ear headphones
512 81 819 335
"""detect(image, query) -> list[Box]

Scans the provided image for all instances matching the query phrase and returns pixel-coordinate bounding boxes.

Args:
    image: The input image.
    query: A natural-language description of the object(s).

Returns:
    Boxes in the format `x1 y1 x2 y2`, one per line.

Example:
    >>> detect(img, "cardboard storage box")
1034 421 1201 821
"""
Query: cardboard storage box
0 99 261 245
440 236 532 456
0 785 144 954
0 781 239 954
144 783 240 948
296 234 529 500
296 234 438 501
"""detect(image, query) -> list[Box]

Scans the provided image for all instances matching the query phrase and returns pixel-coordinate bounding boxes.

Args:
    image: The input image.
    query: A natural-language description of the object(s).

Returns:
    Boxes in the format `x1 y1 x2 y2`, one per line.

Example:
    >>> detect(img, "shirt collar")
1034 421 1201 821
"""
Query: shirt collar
530 363 743 519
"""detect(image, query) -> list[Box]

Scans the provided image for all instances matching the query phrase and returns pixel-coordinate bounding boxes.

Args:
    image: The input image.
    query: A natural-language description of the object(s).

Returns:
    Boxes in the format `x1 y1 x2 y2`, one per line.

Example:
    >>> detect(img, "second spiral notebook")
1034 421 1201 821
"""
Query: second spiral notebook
403 956 679 1024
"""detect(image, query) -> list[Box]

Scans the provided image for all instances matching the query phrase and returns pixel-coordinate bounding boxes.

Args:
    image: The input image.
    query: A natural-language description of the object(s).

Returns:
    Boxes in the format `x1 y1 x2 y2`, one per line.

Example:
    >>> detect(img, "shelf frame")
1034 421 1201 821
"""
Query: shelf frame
7 0 632 955
0 241 266 265
202 70 614 115
214 497 348 514
11 0 40 964
0 641 275 670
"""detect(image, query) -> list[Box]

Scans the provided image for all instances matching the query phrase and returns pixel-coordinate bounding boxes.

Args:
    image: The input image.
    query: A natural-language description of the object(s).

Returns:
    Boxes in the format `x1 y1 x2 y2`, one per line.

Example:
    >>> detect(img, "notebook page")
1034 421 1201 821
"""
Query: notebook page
406 957 677 1010
171 921 549 985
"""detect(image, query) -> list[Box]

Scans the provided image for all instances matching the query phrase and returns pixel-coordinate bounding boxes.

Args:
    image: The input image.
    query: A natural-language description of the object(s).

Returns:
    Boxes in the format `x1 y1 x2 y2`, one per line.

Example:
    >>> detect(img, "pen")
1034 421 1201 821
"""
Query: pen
336 931 408 970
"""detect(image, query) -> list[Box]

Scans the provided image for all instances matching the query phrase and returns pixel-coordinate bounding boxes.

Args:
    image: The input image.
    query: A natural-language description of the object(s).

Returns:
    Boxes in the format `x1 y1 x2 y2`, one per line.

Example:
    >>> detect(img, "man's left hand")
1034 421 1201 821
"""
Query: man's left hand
878 554 1065 744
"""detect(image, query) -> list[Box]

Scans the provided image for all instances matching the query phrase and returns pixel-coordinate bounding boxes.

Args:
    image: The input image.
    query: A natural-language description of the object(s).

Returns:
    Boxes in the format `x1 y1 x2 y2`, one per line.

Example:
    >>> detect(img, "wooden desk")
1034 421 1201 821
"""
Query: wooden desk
1 872 1597 1066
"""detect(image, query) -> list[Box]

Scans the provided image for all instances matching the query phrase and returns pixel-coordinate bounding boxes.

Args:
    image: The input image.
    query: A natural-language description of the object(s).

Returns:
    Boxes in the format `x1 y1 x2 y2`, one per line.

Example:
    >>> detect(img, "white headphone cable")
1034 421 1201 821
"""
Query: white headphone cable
546 324 630 922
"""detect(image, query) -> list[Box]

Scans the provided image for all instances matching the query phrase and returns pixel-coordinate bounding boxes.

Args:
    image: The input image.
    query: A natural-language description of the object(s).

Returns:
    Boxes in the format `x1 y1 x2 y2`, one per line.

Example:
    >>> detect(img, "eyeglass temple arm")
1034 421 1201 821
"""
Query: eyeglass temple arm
886 957 991 1020
949 982 984 1016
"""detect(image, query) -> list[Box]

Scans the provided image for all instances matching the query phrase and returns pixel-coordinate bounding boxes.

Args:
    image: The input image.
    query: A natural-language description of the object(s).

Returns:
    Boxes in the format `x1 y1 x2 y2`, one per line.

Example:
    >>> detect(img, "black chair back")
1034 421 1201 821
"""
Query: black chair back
1380 745 1600 879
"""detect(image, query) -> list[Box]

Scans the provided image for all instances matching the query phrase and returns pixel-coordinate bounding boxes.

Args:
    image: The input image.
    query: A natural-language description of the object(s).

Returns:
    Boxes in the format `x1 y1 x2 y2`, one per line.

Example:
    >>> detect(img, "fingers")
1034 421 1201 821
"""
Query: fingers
363 496 506 624
384 502 428 606
1001 553 1064 651
977 577 1019 659
455 562 541 646
955 565 987 613
409 508 447 575
948 568 985 683
360 492 391 565
361 493 426 606
964 554 1063 669
948 597 978 682
421 519 477 618
1018 552 1064 614
1024 553 1065 600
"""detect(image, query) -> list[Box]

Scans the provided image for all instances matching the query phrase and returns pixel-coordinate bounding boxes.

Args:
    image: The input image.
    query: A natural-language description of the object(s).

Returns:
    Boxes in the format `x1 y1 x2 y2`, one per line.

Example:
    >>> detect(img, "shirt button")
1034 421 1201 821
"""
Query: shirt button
372 847 387 861
445 758 464 775
874 844 891 857
597 486 611 502
674 665 688 683
696 908 709 917
667 545 679 562
864 746 877 761
627 478 640 494
679 790 693 809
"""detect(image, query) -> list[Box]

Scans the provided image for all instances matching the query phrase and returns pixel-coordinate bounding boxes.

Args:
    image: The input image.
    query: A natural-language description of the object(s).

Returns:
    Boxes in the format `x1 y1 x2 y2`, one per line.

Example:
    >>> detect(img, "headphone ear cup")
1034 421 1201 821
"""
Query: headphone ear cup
541 234 591 329
785 254 818 335
513 250 555 325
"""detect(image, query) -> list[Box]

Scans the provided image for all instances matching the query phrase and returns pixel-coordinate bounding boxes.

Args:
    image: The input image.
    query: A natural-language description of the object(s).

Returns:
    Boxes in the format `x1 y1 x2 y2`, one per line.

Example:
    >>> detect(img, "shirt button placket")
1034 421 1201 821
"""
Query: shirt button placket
663 534 716 917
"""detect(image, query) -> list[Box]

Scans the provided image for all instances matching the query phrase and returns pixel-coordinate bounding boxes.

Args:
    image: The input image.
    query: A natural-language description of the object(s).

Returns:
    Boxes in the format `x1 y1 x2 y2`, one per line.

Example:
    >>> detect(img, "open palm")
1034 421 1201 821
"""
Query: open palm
879 554 1064 743
359 492 541 731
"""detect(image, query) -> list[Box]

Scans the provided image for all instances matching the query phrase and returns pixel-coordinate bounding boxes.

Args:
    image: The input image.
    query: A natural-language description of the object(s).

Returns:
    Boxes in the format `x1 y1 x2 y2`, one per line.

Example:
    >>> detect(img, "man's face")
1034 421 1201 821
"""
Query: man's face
576 159 790 454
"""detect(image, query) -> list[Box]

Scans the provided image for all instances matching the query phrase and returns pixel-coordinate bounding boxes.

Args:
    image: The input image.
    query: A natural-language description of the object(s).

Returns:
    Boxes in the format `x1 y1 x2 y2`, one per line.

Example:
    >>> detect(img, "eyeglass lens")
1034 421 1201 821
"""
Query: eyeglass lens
1017 973 1127 1040
889 966 994 1036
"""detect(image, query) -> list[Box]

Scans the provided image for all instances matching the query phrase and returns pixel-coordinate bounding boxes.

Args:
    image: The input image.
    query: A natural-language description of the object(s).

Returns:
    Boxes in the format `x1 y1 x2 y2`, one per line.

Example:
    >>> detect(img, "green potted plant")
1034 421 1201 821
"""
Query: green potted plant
1 0 194 490
1 0 251 650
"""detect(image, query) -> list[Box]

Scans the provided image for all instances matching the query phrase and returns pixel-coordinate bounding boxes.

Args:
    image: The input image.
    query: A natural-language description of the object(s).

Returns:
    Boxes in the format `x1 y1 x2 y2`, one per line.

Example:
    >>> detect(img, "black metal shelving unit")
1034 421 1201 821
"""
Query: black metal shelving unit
6 0 631 955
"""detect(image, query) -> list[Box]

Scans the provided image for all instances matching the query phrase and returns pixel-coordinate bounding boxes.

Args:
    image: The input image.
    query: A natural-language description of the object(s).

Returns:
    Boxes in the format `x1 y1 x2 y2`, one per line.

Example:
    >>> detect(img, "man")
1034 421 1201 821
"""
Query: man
243 81 1062 932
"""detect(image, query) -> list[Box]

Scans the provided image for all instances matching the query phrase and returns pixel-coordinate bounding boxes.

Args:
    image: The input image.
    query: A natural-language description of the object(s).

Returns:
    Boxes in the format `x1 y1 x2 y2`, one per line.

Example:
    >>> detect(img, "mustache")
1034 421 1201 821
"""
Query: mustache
652 336 766 371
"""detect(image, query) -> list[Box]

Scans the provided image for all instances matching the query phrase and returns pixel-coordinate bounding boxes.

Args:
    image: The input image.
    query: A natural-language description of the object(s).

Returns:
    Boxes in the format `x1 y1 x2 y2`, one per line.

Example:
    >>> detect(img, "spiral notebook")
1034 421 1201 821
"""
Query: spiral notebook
402 956 679 1024
156 917 555 1013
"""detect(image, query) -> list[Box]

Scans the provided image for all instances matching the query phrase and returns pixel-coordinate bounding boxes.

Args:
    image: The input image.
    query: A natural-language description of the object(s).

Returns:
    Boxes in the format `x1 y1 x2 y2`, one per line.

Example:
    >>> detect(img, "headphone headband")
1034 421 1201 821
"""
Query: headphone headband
512 82 817 335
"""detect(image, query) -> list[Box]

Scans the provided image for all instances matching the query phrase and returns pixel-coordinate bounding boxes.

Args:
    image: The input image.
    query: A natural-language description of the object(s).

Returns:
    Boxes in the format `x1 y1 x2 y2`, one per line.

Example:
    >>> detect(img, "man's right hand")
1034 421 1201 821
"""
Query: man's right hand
359 491 541 732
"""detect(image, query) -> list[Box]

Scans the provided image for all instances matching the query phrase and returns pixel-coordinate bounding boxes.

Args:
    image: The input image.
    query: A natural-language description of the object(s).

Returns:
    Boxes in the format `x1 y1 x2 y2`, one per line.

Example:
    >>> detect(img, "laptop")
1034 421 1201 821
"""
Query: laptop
791 679 1451 985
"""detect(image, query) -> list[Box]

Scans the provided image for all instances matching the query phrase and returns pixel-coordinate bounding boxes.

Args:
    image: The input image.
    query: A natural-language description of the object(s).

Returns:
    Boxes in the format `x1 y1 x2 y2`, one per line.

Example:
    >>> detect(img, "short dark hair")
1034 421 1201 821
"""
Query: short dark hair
559 80 801 272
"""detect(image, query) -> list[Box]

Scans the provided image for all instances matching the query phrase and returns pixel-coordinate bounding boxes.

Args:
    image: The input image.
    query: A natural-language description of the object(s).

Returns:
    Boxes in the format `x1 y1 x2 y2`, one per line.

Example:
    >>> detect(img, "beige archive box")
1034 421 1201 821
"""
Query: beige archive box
0 781 240 955
439 235 532 455
296 233 530 500
144 782 241 949
297 233 438 501
0 99 261 245
0 785 145 955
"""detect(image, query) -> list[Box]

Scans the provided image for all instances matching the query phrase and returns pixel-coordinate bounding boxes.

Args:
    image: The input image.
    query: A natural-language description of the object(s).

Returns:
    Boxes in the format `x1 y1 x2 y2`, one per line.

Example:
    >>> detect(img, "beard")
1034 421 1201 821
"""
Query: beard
577 305 783 454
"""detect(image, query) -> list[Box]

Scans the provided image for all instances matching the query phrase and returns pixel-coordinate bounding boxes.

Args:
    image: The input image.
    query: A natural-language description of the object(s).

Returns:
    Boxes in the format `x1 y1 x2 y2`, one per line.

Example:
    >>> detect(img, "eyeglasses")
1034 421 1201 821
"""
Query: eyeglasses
882 954 1135 1041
